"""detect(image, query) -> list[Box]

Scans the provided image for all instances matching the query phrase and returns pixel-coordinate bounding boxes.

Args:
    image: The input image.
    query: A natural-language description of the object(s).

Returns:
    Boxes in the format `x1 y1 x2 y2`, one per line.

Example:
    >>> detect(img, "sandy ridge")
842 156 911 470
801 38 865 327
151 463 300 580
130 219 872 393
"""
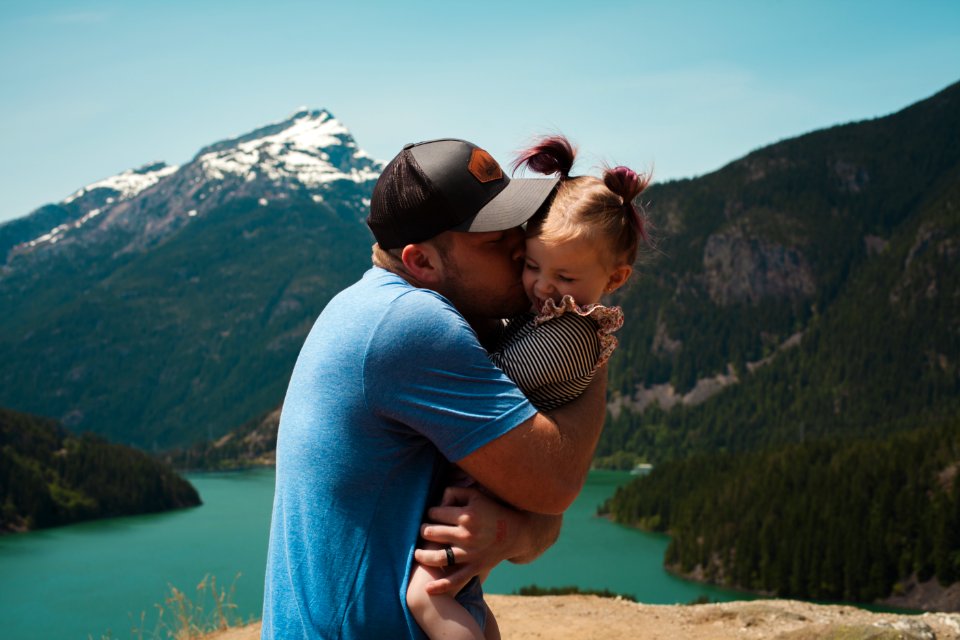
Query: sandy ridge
205 595 960 639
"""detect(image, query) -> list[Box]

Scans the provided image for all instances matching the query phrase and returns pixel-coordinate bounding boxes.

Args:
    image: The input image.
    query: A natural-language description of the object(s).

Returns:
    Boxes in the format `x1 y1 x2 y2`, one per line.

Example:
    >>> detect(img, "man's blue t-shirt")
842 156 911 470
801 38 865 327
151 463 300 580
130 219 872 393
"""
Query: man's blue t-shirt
261 267 537 639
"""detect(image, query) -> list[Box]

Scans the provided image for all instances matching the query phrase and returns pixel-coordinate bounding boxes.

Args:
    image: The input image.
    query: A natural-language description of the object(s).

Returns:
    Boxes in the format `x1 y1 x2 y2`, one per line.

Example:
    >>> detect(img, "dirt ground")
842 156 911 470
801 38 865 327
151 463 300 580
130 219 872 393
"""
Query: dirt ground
205 595 960 639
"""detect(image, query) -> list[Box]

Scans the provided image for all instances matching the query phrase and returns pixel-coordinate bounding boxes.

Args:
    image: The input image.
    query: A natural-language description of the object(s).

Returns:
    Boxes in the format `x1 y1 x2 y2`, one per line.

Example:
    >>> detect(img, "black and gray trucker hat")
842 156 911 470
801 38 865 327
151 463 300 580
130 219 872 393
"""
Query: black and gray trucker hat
367 139 559 250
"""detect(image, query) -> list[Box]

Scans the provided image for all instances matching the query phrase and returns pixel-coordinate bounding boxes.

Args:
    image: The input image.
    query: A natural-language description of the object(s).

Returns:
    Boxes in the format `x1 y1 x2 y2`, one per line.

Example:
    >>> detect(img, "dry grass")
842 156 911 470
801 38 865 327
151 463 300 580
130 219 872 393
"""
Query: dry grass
92 574 248 640
153 574 243 639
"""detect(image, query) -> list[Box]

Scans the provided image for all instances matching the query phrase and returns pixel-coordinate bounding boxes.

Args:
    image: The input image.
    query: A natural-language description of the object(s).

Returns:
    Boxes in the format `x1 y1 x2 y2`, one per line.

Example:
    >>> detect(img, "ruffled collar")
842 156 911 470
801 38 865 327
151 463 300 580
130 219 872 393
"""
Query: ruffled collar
533 295 624 369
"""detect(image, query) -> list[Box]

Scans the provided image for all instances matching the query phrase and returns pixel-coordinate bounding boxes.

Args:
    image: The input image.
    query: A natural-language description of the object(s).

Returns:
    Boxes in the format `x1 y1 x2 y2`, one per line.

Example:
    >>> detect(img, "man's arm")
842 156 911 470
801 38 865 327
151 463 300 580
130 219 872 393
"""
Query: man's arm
456 365 608 515
413 485 563 595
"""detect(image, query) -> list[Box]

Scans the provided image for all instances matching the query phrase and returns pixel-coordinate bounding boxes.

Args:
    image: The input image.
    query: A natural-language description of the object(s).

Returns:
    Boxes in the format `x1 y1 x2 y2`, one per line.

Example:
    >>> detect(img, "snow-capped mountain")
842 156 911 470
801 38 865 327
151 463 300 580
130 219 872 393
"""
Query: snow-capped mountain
0 110 384 448
3 109 382 264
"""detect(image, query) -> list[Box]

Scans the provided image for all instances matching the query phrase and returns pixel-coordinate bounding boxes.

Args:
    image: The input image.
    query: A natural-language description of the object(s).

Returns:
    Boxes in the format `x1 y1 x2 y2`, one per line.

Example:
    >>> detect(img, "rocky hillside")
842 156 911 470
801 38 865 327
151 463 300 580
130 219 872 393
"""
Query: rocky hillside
162 405 280 470
598 79 960 463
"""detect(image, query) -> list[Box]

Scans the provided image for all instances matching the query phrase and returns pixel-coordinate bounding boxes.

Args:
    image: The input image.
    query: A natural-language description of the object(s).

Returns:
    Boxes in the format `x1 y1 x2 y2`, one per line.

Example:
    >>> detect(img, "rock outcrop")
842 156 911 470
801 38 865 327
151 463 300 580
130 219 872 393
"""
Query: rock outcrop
701 226 816 306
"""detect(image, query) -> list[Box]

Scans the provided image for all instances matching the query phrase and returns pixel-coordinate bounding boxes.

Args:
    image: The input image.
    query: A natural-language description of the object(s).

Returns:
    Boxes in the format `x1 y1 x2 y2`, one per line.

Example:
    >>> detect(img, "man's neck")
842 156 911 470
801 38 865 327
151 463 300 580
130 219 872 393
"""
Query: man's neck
371 244 422 287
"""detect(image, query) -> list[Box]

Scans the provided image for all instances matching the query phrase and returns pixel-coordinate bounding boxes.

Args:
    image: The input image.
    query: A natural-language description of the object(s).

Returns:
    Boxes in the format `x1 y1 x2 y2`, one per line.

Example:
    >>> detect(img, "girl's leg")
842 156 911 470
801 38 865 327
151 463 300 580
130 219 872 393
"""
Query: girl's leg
407 552 484 640
482 602 500 640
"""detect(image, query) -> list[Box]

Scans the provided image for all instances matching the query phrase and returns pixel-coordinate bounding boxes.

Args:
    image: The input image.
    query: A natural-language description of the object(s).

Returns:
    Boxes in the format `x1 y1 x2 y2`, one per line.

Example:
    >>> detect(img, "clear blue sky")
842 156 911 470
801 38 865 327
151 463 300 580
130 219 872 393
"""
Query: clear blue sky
1 0 958 223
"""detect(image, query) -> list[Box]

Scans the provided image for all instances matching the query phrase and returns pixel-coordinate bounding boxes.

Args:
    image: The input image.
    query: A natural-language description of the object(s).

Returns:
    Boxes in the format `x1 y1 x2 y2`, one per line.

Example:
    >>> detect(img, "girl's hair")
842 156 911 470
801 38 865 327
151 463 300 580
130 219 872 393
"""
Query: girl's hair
513 135 651 265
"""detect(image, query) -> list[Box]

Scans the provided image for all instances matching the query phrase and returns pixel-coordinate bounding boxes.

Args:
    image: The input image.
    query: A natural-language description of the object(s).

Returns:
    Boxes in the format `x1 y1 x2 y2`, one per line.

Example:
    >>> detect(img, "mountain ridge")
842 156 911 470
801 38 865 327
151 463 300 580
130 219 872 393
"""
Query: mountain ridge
2 108 380 267
1 81 957 452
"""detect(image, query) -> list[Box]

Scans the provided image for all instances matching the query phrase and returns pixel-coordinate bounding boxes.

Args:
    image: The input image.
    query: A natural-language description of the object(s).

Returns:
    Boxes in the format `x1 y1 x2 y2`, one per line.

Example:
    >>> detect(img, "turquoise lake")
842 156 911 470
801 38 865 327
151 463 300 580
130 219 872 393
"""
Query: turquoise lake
0 469 746 639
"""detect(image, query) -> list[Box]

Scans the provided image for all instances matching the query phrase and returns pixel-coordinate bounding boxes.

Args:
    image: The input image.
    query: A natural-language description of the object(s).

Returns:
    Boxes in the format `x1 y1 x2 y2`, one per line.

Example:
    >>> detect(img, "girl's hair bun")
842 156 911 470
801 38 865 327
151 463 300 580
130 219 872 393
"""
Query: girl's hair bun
604 165 650 240
603 165 649 204
512 135 577 179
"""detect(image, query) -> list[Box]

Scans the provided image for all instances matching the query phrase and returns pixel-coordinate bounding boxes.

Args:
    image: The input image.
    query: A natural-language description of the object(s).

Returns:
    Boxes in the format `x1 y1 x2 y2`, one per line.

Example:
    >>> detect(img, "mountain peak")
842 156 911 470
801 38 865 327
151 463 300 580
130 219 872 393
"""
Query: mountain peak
6 108 381 262
287 107 331 121
192 107 381 187
194 108 347 158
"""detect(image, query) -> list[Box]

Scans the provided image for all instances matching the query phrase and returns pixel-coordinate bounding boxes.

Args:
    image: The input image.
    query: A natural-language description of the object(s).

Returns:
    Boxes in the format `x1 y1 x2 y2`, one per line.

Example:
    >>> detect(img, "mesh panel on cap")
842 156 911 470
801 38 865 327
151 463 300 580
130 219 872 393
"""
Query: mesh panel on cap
368 149 452 250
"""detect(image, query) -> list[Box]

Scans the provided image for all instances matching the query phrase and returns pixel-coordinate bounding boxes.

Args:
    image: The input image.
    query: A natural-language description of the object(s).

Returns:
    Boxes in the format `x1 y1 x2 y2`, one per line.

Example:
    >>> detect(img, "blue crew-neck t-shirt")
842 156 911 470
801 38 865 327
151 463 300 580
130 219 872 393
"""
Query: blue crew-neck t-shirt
261 267 537 639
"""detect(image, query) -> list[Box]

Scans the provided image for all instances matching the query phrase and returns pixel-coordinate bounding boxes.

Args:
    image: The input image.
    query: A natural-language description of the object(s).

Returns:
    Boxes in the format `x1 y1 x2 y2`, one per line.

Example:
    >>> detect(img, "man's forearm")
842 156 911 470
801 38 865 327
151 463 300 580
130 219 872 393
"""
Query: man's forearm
458 366 609 514
542 364 609 492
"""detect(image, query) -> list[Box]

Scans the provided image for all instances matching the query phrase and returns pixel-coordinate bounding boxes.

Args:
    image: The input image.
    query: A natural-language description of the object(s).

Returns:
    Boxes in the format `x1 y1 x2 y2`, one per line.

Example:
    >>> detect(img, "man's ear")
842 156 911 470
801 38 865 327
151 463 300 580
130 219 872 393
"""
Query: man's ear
400 243 445 285
605 265 633 293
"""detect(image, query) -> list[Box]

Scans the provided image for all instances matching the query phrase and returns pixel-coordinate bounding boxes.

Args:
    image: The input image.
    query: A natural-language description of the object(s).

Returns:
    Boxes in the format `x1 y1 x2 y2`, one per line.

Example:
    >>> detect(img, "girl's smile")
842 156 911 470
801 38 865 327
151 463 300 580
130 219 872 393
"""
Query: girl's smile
522 236 631 312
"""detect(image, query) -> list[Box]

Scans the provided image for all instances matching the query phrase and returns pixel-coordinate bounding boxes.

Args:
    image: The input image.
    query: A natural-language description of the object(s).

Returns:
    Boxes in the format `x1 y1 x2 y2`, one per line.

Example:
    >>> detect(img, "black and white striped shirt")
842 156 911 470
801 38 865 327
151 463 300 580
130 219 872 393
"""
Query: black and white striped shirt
490 311 604 411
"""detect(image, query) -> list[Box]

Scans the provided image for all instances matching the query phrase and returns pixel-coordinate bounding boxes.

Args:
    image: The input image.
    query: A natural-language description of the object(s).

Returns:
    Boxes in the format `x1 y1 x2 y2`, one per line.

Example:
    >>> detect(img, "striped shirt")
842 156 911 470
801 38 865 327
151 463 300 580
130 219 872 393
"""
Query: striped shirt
490 311 605 411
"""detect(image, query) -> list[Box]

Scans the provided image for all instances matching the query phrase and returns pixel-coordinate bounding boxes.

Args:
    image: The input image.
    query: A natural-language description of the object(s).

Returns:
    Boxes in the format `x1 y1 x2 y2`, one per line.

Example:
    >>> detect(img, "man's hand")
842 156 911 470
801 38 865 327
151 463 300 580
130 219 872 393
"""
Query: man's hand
414 485 562 595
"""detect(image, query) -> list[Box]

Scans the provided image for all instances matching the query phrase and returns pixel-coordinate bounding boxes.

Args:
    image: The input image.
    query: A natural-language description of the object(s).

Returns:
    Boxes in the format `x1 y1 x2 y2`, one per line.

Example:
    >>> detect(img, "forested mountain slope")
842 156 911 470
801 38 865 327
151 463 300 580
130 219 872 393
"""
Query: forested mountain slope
603 417 960 607
0 407 200 532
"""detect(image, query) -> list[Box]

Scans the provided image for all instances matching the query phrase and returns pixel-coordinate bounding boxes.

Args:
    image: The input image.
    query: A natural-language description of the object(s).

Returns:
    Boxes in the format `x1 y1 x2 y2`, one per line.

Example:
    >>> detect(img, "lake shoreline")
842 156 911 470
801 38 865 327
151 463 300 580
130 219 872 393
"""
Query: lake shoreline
5 468 951 640
600 513 956 614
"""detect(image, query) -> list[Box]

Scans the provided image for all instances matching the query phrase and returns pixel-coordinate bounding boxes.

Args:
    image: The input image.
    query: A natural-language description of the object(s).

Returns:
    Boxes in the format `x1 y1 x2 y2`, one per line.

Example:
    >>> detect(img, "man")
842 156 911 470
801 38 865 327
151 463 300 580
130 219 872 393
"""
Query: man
261 139 608 638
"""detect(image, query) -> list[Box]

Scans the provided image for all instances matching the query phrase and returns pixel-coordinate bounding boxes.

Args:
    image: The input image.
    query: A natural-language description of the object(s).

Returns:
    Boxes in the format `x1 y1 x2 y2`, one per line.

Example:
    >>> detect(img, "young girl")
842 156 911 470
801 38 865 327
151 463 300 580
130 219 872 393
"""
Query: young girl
407 135 651 640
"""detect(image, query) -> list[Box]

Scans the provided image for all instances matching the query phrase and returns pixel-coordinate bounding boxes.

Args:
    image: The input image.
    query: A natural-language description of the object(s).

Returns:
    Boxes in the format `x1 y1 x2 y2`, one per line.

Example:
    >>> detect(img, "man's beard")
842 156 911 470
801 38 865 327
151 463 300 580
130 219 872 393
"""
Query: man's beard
440 258 528 321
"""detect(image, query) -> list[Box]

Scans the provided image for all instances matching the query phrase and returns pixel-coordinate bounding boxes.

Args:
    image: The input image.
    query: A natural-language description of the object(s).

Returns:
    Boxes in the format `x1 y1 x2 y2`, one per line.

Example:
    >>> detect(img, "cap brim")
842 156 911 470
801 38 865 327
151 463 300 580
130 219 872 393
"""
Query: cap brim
453 177 559 233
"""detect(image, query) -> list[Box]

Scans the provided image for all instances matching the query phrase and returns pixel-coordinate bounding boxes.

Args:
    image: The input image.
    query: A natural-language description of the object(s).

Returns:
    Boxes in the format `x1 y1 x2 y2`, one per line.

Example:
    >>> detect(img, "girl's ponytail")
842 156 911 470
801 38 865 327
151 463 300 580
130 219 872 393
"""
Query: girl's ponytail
603 165 650 241
512 135 576 179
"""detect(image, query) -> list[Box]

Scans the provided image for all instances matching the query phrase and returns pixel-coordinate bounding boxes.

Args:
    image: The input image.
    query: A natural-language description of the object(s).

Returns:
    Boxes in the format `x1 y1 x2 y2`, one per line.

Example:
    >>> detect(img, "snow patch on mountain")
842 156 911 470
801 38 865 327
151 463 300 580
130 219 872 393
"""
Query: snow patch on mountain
20 163 181 250
25 207 103 248
63 163 179 204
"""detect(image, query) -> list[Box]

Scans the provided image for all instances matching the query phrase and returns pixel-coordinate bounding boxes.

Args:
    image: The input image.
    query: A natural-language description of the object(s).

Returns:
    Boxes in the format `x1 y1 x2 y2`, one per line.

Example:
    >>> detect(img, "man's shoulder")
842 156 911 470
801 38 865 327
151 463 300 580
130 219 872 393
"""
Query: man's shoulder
358 267 458 315
349 267 448 305
343 268 474 347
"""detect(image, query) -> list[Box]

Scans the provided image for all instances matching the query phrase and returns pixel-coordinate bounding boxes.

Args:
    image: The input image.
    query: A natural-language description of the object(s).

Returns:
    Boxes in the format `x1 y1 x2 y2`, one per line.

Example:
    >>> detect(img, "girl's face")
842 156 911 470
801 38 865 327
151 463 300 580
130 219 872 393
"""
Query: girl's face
522 235 631 312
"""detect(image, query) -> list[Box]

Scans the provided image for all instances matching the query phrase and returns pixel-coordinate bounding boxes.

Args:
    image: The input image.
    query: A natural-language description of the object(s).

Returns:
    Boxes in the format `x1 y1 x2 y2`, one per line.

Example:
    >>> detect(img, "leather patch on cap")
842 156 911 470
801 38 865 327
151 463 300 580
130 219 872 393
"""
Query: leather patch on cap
468 148 503 183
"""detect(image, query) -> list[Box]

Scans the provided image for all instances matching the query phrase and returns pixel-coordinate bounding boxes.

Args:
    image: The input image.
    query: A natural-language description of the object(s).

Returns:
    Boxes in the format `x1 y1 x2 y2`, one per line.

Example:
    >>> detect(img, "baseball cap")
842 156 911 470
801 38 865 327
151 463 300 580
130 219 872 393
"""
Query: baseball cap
367 138 559 250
